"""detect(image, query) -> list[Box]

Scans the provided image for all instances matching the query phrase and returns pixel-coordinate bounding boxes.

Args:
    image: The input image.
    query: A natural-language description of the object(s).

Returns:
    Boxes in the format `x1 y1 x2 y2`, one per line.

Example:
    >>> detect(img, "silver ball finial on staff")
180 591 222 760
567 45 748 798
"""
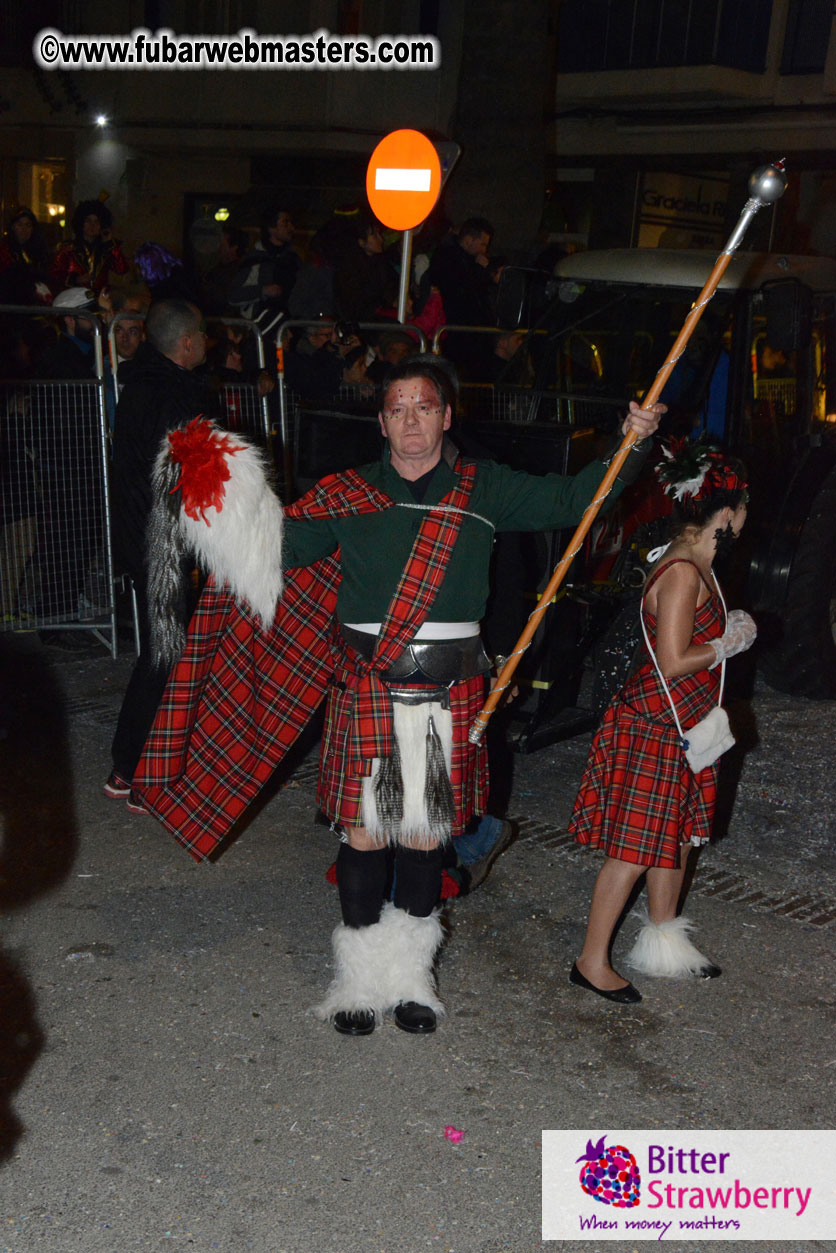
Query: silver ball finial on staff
749 159 788 204
724 157 788 255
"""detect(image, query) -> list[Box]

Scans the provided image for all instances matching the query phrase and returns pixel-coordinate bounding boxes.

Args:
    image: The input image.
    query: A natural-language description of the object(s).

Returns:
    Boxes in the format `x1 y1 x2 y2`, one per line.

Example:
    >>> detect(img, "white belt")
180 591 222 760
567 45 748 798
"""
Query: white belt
344 621 480 640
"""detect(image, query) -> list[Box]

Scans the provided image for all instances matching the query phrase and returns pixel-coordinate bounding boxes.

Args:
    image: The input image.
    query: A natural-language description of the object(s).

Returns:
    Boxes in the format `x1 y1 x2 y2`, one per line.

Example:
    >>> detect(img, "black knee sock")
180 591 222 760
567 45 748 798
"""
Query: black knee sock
336 843 391 928
393 845 444 917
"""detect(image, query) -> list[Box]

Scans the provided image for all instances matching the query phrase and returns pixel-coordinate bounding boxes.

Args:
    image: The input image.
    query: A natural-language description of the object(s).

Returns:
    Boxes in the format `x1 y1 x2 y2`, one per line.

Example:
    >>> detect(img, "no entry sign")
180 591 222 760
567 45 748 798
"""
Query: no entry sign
366 129 442 231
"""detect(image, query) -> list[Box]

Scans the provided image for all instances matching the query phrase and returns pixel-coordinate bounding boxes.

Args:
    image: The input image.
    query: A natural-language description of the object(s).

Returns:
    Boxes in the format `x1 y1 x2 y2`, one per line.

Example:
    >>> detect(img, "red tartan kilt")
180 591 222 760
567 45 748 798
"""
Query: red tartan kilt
317 673 489 837
569 700 718 869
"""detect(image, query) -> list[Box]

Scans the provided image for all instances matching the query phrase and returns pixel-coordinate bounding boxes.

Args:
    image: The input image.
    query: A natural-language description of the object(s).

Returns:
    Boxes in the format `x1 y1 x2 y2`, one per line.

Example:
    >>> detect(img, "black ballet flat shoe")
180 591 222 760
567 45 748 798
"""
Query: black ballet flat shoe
698 963 722 979
393 1001 437 1034
569 961 642 1004
333 1009 376 1035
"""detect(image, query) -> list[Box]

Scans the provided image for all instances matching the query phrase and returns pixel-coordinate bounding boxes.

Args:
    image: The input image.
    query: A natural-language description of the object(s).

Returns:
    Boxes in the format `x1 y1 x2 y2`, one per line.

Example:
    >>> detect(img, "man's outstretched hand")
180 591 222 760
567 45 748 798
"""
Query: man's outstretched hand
621 399 666 442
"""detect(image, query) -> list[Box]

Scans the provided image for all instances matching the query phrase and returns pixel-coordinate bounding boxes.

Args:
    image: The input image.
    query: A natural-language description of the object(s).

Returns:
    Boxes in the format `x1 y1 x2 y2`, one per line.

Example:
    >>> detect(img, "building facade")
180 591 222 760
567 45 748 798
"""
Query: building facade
550 0 836 255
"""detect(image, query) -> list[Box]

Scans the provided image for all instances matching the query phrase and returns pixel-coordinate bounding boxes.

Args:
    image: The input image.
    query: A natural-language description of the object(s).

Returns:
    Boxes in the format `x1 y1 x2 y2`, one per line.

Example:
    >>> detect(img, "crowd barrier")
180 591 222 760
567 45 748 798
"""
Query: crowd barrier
1 308 271 654
1 305 116 652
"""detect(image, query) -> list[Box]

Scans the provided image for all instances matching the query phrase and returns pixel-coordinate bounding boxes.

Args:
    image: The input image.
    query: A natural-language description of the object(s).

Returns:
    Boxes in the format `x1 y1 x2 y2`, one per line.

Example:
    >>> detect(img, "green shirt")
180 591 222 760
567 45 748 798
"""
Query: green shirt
282 448 622 624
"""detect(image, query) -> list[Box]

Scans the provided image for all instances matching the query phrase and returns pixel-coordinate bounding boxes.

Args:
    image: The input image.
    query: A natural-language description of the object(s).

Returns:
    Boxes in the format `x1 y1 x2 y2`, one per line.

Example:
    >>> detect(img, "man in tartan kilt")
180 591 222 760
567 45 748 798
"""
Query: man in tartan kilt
137 358 662 1036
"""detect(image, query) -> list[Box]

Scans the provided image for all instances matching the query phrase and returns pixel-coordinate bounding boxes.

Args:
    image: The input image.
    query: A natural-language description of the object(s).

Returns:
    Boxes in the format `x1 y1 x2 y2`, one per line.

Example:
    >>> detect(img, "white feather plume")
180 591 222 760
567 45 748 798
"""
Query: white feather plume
659 442 710 500
152 423 284 633
178 436 283 626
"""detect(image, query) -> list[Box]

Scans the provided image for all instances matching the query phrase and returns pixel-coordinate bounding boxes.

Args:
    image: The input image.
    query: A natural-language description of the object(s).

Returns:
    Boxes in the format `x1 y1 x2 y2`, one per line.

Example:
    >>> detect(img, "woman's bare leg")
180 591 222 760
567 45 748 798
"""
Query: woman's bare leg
575 857 646 990
645 842 692 923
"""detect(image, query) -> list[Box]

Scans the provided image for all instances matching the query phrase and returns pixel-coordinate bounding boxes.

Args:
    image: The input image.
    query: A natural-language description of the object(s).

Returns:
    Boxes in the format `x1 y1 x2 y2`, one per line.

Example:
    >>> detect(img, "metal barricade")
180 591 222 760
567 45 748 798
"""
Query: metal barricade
456 383 626 428
217 379 269 442
431 325 627 428
1 304 117 654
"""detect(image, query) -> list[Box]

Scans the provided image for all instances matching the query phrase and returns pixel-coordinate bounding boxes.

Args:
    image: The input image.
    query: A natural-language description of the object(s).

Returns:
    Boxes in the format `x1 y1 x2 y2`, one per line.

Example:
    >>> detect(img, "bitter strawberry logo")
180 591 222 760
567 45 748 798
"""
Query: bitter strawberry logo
577 1134 641 1207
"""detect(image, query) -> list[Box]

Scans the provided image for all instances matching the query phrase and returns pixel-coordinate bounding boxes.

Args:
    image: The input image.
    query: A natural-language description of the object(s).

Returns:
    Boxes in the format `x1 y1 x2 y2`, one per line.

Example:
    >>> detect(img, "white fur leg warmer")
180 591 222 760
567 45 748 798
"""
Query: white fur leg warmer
313 903 446 1023
626 915 714 978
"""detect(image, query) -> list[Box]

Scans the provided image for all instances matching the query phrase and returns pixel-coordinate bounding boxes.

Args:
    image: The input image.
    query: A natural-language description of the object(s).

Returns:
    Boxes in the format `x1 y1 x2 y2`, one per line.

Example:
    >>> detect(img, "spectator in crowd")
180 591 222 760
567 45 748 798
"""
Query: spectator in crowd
106 299 220 810
309 206 364 270
489 330 527 384
411 211 453 291
229 203 299 332
103 290 148 429
287 206 372 320
110 290 147 366
428 217 496 379
202 226 248 315
364 329 416 385
51 199 129 295
334 216 397 325
0 208 52 305
0 316 52 380
428 217 494 326
207 323 275 428
36 288 99 379
283 317 365 404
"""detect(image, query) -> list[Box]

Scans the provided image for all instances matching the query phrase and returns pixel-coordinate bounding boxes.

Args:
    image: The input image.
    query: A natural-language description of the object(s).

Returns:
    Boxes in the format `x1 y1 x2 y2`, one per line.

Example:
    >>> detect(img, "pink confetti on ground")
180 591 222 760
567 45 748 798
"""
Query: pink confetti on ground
444 1125 465 1143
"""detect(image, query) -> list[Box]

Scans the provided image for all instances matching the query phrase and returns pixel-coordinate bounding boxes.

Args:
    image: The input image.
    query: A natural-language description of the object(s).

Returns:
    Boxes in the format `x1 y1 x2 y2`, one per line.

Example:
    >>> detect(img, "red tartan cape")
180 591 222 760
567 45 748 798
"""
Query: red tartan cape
133 460 477 862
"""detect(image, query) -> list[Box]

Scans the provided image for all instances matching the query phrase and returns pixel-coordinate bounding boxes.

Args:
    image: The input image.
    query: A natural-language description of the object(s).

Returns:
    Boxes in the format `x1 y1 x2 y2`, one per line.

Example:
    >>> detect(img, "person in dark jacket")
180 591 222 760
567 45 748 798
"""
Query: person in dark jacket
228 204 299 332
333 216 397 324
201 226 248 315
106 298 217 807
427 217 496 380
0 207 52 305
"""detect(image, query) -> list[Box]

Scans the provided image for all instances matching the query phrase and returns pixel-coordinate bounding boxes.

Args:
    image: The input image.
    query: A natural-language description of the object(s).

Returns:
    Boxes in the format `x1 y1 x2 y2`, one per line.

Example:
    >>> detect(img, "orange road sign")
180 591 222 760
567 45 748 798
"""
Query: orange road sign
366 129 442 231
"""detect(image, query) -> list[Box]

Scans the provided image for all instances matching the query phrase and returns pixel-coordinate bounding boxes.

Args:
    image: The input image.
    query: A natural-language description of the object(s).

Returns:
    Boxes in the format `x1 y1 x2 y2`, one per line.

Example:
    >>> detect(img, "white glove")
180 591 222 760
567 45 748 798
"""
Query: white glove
708 609 757 668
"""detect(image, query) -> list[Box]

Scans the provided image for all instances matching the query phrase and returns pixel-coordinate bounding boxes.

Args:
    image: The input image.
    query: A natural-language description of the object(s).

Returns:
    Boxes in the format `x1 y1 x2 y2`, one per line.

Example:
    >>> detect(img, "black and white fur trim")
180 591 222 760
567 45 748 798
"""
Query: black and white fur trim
147 423 284 668
146 447 191 667
361 699 454 847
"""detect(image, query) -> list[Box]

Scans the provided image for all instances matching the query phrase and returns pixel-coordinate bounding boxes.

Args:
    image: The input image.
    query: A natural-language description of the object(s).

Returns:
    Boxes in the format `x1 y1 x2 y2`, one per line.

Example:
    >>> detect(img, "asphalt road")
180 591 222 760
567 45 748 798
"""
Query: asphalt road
0 633 833 1253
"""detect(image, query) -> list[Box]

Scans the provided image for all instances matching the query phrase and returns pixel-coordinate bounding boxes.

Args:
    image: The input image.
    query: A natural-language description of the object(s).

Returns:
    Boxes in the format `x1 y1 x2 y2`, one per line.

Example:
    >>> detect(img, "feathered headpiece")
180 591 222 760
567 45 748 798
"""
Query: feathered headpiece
656 437 745 506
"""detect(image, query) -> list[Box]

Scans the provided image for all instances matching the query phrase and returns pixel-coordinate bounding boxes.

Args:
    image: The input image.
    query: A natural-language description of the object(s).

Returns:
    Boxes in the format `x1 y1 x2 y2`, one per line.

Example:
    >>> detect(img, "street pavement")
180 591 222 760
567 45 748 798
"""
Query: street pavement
1 632 833 1253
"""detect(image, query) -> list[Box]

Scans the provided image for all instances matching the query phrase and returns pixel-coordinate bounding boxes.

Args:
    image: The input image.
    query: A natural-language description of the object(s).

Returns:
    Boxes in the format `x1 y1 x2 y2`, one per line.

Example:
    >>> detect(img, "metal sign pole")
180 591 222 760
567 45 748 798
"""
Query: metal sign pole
397 229 413 326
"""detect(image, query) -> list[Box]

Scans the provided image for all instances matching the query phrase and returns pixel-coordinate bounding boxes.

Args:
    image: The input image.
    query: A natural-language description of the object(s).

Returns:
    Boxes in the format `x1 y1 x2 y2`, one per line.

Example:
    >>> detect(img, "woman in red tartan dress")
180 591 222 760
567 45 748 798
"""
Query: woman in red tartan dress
568 441 756 1003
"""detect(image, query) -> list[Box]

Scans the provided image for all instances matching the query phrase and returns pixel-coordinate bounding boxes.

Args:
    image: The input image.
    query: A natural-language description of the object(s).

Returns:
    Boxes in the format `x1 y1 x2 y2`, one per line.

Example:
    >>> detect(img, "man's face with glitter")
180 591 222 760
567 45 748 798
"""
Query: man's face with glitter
378 375 451 474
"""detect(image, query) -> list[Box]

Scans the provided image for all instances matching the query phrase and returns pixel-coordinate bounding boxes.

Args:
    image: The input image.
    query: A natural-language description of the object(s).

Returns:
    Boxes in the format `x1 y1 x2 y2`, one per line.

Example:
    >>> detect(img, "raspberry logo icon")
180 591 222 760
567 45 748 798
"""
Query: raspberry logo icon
577 1134 641 1207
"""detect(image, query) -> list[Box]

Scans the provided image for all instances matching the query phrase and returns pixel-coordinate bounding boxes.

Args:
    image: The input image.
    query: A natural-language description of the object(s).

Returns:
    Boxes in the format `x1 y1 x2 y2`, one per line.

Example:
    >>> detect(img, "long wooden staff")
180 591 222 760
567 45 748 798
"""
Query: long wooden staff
469 159 787 745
